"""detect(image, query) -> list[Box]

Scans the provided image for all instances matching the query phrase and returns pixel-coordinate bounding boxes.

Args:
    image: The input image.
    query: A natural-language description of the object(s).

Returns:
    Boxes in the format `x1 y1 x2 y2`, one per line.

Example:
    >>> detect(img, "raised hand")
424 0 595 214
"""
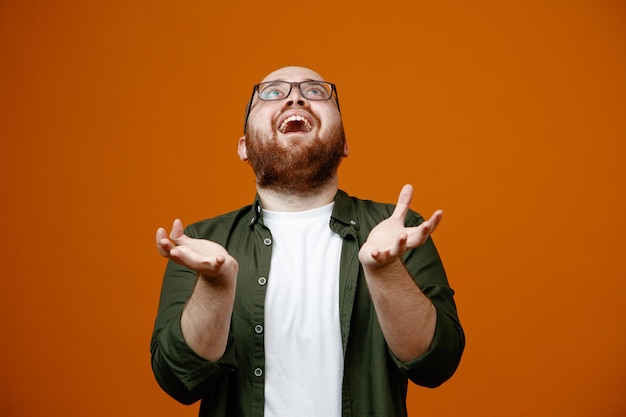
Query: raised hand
156 219 238 284
156 219 238 361
359 184 443 268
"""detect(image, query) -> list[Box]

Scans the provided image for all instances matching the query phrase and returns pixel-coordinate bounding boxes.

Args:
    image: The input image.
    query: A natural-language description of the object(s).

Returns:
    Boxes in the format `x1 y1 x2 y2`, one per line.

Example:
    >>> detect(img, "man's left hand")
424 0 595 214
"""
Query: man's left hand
359 184 443 268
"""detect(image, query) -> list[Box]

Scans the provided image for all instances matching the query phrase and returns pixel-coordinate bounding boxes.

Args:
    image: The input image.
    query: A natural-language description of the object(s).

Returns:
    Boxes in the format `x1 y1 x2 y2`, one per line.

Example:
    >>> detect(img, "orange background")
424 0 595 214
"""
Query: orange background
1 0 625 416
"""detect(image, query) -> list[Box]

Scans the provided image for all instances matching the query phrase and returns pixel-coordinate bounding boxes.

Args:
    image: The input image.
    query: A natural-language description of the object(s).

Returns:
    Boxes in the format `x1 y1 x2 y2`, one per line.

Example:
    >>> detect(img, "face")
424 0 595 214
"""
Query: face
239 66 349 194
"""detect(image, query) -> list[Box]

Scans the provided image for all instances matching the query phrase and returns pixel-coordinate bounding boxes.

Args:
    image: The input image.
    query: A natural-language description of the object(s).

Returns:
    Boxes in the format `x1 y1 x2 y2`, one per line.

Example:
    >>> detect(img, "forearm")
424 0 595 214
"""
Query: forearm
363 258 436 362
181 273 237 362
151 260 240 404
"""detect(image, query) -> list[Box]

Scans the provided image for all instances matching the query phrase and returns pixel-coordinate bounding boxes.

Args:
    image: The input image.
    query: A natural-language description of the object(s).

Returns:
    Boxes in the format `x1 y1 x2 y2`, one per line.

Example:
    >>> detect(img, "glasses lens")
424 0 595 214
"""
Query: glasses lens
300 82 332 100
258 82 290 100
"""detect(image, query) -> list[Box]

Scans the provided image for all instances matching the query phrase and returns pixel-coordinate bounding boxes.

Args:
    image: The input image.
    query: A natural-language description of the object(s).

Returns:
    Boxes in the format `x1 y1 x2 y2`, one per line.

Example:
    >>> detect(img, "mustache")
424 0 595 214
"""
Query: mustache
244 123 346 195
272 105 321 130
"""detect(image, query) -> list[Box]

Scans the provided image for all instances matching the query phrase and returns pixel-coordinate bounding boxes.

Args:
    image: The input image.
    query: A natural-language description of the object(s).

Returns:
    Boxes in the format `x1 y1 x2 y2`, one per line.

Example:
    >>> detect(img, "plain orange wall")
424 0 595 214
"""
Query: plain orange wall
1 1 625 416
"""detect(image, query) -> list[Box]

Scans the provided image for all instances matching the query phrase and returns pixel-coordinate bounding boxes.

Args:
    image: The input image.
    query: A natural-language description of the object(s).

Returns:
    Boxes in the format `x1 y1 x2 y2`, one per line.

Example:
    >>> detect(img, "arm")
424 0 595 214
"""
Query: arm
156 219 239 361
359 185 442 362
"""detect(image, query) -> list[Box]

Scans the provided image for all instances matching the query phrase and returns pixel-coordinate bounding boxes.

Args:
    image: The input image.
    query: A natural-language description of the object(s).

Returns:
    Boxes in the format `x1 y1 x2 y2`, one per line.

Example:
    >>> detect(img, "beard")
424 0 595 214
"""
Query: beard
245 122 346 195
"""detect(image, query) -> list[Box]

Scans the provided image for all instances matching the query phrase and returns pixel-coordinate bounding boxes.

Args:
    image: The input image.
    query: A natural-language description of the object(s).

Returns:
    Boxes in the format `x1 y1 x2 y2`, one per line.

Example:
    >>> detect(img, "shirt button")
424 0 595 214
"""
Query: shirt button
254 368 263 377
254 324 263 334
263 238 272 246
258 277 267 286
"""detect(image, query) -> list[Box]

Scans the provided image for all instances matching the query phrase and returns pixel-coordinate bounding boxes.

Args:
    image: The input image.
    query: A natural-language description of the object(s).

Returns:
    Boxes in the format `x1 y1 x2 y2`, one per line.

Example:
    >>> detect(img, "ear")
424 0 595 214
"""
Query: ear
342 138 349 157
238 136 248 161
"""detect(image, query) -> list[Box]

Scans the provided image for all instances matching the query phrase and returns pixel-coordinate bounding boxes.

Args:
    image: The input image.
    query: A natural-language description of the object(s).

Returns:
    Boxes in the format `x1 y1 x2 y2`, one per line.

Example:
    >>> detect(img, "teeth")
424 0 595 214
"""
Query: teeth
279 115 312 133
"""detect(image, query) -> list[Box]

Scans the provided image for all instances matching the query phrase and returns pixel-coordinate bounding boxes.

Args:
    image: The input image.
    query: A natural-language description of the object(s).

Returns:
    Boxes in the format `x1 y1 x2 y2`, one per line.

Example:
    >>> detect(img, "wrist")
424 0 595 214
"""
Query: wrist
360 252 403 272
362 257 407 282
197 257 238 288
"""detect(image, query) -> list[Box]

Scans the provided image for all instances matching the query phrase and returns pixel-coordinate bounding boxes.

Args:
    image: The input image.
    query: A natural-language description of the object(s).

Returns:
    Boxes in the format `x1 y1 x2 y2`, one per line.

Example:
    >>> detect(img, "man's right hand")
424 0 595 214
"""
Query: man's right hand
157 219 237 361
156 219 239 285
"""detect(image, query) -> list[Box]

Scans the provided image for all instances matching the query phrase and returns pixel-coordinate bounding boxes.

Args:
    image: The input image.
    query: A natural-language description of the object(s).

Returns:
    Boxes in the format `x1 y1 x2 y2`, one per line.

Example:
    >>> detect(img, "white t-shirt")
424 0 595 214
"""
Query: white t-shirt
262 202 344 417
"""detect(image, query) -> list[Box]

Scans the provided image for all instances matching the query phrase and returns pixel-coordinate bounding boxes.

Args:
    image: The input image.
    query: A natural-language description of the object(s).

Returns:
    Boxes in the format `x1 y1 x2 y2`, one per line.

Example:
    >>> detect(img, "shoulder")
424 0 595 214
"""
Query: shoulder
335 190 425 228
184 204 255 240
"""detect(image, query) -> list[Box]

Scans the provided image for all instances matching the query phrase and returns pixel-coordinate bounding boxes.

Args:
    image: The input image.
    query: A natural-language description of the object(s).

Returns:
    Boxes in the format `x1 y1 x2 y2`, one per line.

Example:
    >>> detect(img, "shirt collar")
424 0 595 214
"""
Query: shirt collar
247 195 263 227
247 190 359 238
330 190 359 238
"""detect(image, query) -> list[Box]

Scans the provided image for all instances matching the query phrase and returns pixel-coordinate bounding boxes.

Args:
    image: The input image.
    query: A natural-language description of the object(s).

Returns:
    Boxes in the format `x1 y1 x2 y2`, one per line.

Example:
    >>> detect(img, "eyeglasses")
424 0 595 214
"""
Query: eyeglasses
243 80 340 133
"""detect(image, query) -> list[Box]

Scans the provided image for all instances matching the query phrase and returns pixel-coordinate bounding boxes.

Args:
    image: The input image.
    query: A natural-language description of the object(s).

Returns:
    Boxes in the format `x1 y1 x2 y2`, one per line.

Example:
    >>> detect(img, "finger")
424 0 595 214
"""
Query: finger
159 239 176 257
391 184 413 220
398 232 409 252
406 210 444 248
419 210 443 236
370 248 396 264
427 210 443 233
391 232 409 258
214 255 226 267
369 231 408 263
369 248 382 261
156 227 167 246
169 248 225 275
156 227 171 257
169 219 186 244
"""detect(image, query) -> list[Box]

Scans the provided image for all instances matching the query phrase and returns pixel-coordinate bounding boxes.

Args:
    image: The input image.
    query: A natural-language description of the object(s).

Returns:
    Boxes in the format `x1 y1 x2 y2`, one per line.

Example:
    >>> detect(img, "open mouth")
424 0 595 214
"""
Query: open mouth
278 115 313 134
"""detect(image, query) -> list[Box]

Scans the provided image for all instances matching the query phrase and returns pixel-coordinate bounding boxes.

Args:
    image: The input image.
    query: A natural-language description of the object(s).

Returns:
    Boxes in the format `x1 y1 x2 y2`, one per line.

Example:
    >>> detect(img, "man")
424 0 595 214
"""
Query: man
151 66 464 417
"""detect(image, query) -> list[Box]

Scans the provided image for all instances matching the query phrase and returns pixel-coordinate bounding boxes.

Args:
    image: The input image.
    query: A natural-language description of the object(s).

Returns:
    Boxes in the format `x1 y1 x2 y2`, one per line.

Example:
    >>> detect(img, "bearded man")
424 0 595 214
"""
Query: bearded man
151 66 464 417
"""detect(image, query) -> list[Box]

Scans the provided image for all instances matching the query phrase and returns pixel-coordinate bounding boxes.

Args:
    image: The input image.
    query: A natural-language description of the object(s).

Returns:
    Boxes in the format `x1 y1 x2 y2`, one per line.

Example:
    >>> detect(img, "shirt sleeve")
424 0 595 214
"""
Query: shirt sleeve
390 212 465 387
150 259 238 404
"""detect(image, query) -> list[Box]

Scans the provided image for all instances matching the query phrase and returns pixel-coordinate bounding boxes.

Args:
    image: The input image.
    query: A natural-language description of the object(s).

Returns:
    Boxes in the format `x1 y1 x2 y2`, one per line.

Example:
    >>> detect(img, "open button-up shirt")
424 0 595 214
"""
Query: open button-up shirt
151 190 465 417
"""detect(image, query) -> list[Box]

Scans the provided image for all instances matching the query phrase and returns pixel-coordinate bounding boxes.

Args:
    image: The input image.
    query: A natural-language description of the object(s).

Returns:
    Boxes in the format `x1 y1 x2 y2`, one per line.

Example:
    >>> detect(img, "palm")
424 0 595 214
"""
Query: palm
156 219 238 282
359 185 442 267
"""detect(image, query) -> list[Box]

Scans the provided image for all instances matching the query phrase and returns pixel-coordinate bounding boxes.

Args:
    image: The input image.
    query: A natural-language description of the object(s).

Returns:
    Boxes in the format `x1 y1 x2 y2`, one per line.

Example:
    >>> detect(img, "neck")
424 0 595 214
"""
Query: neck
256 177 339 212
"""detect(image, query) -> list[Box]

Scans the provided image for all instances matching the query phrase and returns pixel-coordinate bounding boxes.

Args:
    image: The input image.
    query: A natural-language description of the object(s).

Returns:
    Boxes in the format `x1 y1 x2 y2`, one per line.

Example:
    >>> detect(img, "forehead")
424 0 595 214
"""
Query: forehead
260 66 326 83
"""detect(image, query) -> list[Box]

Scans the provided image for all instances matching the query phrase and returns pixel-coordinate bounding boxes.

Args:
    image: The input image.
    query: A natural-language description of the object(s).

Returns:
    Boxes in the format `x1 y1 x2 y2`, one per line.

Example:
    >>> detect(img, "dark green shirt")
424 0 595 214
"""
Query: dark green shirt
151 190 464 417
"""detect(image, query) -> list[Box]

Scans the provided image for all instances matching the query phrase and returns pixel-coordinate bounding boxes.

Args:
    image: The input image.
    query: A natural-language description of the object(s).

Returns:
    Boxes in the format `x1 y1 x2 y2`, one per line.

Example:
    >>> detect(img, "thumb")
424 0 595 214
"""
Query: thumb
391 184 413 220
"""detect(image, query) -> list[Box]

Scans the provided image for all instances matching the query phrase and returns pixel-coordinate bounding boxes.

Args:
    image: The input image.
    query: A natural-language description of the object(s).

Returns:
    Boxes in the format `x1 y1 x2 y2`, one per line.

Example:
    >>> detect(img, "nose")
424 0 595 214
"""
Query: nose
286 84 306 107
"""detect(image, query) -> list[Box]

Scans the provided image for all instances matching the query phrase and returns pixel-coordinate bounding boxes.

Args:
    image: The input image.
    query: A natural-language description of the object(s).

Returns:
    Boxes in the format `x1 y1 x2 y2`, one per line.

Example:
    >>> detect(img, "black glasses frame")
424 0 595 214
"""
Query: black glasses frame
243 81 340 133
